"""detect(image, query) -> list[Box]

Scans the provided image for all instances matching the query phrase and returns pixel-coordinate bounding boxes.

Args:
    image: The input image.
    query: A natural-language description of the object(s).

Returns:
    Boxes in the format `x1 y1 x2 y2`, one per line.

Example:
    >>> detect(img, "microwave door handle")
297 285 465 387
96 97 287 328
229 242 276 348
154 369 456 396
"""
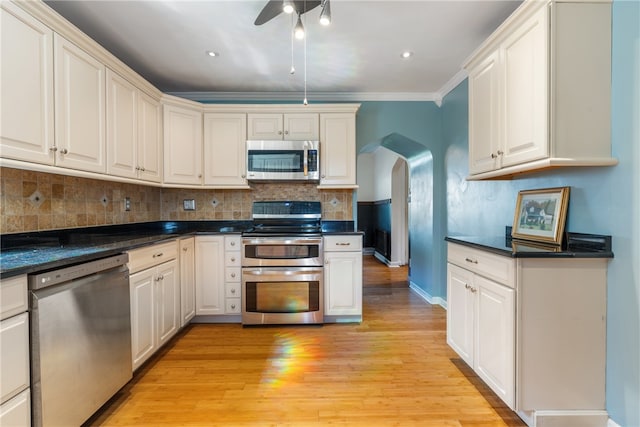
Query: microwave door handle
303 148 308 176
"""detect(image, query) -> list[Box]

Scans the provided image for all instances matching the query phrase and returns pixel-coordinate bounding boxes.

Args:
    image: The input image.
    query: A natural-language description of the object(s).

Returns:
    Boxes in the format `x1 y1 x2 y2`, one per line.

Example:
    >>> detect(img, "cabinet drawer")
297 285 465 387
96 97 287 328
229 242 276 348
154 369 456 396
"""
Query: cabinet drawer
225 283 241 299
324 235 362 252
128 240 177 274
225 267 241 283
225 252 240 266
0 389 30 427
447 243 514 288
0 275 27 321
225 298 241 314
225 236 241 252
0 313 29 404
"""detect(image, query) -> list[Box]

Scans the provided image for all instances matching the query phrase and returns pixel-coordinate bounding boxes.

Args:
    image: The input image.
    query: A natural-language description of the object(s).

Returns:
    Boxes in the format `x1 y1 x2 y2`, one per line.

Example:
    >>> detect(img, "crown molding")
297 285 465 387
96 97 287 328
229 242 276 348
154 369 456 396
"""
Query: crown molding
167 91 444 103
437 69 468 101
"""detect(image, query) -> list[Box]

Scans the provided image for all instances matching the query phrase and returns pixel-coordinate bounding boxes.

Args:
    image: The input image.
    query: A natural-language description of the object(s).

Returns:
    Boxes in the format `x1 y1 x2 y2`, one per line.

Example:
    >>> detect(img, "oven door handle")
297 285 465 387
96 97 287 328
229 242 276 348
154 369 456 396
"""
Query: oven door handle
242 237 322 246
242 267 323 277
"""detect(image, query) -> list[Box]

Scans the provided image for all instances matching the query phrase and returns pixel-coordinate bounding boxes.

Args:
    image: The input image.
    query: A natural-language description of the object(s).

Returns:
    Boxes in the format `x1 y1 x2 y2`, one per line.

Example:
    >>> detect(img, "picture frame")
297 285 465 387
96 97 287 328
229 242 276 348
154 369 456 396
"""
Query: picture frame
512 187 570 246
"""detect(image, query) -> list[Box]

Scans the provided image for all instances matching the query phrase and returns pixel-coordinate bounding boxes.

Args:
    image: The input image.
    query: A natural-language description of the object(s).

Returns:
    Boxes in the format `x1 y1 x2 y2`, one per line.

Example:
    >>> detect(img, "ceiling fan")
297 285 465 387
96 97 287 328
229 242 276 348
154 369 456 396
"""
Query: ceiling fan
254 0 323 26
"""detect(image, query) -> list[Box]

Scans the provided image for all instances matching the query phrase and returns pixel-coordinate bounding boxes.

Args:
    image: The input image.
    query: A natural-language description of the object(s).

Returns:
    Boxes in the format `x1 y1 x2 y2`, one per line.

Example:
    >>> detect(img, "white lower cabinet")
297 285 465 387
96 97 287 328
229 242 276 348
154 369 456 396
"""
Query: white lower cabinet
195 235 241 317
447 241 609 425
128 241 179 370
447 251 517 410
0 275 30 426
323 235 363 321
179 237 196 326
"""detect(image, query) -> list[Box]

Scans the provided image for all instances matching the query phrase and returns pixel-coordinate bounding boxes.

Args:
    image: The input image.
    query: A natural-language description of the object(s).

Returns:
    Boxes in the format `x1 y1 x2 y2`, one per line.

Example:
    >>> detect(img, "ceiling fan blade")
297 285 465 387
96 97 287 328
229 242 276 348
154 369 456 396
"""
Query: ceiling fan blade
293 0 322 15
254 0 284 25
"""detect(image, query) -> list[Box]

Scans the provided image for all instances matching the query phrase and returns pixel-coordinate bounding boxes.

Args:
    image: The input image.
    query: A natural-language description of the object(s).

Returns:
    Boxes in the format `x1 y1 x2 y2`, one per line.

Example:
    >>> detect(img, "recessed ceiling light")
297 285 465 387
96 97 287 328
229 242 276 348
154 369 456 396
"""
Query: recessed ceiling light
206 51 219 57
401 51 413 59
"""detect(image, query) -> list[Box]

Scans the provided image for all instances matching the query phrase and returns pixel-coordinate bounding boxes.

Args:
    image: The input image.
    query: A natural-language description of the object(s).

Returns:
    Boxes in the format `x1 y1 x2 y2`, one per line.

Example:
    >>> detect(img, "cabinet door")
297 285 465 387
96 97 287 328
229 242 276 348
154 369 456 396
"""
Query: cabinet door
0 3 54 164
284 113 319 140
501 5 548 168
157 260 179 346
0 389 30 427
0 313 29 404
163 104 202 185
468 50 501 174
324 251 363 315
195 236 225 315
54 34 106 173
137 92 162 183
446 263 475 367
319 113 356 186
180 238 196 326
130 269 156 370
475 274 515 409
203 113 247 186
106 69 137 179
247 113 283 140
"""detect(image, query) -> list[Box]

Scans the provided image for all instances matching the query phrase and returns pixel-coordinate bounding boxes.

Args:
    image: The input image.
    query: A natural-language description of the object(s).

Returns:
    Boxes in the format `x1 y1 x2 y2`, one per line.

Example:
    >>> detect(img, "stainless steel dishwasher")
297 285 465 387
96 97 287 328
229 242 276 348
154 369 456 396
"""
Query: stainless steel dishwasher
28 254 132 427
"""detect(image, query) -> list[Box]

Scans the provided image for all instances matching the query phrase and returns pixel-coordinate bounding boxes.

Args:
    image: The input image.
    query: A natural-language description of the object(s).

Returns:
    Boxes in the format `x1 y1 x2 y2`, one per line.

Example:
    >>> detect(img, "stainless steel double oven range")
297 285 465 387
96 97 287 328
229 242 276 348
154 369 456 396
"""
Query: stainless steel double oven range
241 201 323 325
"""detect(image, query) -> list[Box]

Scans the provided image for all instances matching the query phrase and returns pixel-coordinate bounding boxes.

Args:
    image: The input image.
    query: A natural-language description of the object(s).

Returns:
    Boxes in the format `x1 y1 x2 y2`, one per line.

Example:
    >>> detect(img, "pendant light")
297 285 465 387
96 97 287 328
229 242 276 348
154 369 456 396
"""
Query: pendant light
282 0 295 14
294 13 305 39
319 0 331 26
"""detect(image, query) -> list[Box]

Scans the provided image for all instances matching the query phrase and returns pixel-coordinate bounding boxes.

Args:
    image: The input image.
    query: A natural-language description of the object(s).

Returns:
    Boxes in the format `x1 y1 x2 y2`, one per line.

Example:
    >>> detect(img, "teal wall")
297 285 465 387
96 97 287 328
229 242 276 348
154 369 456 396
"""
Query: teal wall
442 1 640 424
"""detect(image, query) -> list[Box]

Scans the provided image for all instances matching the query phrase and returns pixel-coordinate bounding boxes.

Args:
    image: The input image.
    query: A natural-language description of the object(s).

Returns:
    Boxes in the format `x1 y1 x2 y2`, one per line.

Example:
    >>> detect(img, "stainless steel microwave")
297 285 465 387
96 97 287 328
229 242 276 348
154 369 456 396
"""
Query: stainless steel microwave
246 140 319 181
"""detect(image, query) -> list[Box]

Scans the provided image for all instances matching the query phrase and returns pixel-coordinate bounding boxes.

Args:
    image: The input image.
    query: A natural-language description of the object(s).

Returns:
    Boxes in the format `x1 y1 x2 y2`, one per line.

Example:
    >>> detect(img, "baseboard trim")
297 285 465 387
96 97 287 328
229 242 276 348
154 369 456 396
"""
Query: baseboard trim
409 281 447 309
531 410 609 427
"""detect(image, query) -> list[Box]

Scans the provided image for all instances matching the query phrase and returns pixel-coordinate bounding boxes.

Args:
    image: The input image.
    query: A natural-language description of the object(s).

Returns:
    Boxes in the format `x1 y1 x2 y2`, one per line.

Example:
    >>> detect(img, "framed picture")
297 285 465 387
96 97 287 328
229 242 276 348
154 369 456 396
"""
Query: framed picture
512 187 570 246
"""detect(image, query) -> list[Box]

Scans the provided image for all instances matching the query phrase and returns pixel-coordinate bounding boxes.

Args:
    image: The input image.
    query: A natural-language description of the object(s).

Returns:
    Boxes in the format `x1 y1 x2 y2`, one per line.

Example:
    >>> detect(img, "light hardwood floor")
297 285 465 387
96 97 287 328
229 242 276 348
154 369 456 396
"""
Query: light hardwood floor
87 256 526 427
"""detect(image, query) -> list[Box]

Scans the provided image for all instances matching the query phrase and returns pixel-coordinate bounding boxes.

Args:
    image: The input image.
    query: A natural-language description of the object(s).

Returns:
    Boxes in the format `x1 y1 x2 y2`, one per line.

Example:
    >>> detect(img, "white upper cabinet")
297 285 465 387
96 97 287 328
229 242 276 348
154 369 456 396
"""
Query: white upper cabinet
319 113 357 187
203 113 248 187
137 91 162 182
465 0 616 180
0 2 54 165
107 69 162 182
247 113 319 140
163 100 203 185
54 34 106 174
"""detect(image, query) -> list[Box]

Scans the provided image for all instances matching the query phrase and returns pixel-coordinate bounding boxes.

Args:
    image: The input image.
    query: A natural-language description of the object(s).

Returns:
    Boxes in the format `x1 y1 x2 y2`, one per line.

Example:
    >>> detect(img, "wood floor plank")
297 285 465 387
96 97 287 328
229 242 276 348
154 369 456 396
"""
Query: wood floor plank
86 256 526 427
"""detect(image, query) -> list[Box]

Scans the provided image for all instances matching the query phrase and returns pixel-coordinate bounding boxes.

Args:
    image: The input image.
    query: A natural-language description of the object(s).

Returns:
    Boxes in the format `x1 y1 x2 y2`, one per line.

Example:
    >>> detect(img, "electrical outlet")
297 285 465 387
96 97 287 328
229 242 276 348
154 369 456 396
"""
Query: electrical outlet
124 197 131 211
183 199 196 211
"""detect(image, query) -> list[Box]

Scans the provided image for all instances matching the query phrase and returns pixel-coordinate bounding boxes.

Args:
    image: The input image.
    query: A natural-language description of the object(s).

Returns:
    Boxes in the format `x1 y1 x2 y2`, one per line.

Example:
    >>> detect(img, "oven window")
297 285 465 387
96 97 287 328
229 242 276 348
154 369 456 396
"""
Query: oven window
248 150 304 173
246 281 320 313
246 244 319 259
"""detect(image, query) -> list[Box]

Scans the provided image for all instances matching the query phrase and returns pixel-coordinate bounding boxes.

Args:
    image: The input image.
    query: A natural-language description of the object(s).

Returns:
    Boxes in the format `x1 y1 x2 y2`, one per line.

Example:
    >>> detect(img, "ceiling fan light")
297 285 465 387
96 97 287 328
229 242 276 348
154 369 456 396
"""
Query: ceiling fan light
294 14 305 39
319 0 331 26
283 0 295 14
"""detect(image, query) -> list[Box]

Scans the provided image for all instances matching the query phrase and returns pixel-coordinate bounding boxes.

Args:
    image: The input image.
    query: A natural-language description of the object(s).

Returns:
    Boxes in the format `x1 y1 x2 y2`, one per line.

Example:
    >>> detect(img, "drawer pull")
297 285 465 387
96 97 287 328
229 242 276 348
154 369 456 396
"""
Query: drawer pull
230 273 236 278
183 247 188 252
465 257 478 264
336 242 351 246
231 288 236 294
153 252 164 258
230 257 236 262
230 304 237 310
230 241 236 247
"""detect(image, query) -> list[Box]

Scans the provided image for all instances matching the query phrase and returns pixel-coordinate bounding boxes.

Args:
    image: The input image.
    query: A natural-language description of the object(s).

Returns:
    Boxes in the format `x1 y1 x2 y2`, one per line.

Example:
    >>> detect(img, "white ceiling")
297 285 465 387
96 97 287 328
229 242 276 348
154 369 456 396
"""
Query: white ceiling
44 0 522 102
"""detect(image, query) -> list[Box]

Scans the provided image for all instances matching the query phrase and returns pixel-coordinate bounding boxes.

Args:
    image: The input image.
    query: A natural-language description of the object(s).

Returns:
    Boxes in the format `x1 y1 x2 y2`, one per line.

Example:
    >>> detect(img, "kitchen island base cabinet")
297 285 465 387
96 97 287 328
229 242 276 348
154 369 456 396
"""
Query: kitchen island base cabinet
323 235 363 323
128 241 179 371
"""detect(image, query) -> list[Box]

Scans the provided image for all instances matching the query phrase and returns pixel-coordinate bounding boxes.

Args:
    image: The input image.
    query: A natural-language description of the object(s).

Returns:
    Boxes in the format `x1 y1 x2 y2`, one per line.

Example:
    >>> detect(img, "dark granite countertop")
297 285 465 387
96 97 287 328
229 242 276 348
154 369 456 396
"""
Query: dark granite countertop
445 230 613 259
0 220 357 278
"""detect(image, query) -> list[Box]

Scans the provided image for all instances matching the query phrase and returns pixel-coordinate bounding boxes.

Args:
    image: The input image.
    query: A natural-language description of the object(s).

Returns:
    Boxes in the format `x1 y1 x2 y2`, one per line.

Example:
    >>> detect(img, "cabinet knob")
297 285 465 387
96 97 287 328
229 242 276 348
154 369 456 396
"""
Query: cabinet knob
497 150 504 156
230 241 236 246
141 167 146 172
231 288 236 294
198 174 202 178
49 146 58 152
230 273 236 278
183 247 188 252
153 252 164 258
230 257 236 262
241 174 246 178
284 130 289 135
230 304 236 310
491 152 498 159
59 148 68 155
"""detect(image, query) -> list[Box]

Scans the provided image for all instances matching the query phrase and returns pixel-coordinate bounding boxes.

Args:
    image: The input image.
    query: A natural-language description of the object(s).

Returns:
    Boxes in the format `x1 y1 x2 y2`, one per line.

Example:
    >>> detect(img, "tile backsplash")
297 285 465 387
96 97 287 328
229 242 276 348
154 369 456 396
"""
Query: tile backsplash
0 168 353 233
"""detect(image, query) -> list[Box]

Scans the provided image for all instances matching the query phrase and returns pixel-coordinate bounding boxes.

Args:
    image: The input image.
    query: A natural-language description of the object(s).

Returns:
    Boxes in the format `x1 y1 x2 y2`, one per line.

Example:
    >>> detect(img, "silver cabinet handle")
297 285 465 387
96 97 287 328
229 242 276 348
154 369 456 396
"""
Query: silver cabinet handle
284 130 289 135
491 152 498 159
230 304 237 310
59 148 68 154
336 242 351 246
230 288 236 294
49 146 58 152
230 257 236 262
465 257 478 264
230 273 236 278
497 150 504 155
230 241 236 246
153 252 164 258
278 130 283 135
